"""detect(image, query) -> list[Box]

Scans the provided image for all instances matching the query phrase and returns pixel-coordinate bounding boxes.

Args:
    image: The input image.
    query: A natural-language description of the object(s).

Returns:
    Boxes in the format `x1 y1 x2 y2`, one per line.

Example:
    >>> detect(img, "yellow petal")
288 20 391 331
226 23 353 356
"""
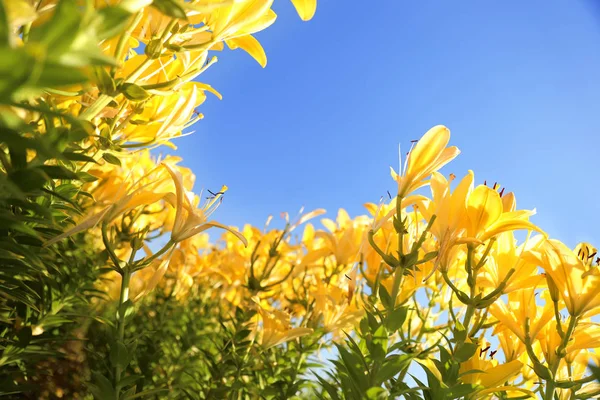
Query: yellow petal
467 185 502 238
406 125 450 176
203 221 248 247
44 206 111 246
476 386 535 399
226 34 267 67
478 360 523 388
132 253 173 302
290 0 317 21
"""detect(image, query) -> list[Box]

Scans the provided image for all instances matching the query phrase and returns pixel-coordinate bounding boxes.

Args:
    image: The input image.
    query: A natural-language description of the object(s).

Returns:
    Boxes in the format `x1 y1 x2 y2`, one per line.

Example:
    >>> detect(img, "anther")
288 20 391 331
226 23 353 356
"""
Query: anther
479 345 490 356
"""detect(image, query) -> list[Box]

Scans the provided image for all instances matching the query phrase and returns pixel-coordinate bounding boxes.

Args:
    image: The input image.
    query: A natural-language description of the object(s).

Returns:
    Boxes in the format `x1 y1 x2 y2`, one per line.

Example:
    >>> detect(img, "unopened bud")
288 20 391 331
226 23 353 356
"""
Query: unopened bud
544 273 560 303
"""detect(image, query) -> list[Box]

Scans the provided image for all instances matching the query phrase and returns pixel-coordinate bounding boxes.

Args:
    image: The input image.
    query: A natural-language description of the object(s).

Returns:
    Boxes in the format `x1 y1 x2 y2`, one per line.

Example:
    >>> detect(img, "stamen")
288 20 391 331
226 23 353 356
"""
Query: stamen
480 345 490 356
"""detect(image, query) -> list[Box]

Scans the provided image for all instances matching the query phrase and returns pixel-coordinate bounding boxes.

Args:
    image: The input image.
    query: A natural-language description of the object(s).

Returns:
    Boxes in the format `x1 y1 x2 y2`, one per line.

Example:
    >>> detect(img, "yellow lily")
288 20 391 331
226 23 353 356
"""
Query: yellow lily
460 348 532 399
162 163 247 245
489 287 554 343
45 163 173 246
420 170 473 272
465 184 543 243
528 239 600 317
477 231 545 293
391 125 460 198
254 299 313 349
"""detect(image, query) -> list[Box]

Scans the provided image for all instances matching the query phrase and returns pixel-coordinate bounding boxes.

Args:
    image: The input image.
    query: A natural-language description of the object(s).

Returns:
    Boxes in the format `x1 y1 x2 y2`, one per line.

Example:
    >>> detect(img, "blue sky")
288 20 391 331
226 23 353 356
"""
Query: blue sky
169 0 600 249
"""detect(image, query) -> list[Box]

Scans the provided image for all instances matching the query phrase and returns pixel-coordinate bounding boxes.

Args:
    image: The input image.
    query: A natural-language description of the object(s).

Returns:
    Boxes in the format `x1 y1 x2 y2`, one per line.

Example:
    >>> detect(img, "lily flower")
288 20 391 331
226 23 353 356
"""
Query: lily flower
460 347 534 399
527 239 600 317
253 298 313 349
391 125 460 198
489 287 554 344
162 163 247 245
464 184 544 244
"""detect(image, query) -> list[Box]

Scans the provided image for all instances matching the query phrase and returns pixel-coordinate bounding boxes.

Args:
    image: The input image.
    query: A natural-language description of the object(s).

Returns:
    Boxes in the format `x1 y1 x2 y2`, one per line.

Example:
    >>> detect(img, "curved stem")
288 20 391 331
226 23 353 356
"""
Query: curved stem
114 266 132 392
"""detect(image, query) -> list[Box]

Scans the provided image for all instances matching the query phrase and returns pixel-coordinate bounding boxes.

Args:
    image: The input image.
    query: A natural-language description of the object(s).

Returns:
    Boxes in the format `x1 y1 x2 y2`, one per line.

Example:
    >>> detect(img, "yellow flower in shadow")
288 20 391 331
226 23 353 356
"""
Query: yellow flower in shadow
253 299 313 349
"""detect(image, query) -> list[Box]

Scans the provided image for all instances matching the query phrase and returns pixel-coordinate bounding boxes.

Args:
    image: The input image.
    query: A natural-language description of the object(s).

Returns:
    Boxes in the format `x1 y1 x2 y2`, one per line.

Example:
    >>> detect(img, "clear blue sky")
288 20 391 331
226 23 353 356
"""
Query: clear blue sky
169 0 600 249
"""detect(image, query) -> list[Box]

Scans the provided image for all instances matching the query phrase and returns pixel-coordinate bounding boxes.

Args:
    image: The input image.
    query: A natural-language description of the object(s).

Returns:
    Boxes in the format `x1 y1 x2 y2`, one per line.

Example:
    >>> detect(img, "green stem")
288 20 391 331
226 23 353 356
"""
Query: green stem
140 240 174 268
545 316 577 400
111 12 144 76
102 222 122 272
390 264 405 309
80 94 113 121
396 195 404 256
114 267 132 392
553 300 565 338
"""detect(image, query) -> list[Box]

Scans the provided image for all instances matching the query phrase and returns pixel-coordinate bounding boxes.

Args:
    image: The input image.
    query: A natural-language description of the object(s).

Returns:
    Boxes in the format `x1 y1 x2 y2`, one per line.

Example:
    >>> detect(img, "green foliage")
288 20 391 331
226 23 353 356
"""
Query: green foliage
315 308 420 400
83 282 322 399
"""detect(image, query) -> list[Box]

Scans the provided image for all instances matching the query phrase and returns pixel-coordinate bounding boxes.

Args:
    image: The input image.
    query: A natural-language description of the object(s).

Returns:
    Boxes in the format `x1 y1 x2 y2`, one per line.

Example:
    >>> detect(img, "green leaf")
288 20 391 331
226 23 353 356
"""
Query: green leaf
90 372 116 400
38 63 89 88
95 66 117 95
76 171 99 182
102 153 122 166
453 342 478 363
152 0 188 20
120 83 150 101
0 1 8 46
63 151 97 163
366 387 388 400
110 340 130 370
37 165 79 180
117 299 135 321
96 6 134 40
30 0 81 54
417 251 438 265
0 47 33 101
386 306 408 332
335 343 369 392
378 354 413 384
9 146 27 169
445 383 477 399
17 326 33 347
370 324 388 361
378 284 392 310
123 389 169 399
8 168 48 192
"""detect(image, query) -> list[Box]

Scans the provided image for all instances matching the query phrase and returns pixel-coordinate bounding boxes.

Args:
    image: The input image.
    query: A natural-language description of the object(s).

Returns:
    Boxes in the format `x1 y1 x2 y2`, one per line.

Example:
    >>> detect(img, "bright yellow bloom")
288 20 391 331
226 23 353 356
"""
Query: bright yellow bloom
477 231 544 293
162 163 247 245
490 287 553 343
465 184 543 243
528 239 600 316
420 170 473 271
391 125 460 198
460 347 532 399
310 280 363 337
254 299 313 349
